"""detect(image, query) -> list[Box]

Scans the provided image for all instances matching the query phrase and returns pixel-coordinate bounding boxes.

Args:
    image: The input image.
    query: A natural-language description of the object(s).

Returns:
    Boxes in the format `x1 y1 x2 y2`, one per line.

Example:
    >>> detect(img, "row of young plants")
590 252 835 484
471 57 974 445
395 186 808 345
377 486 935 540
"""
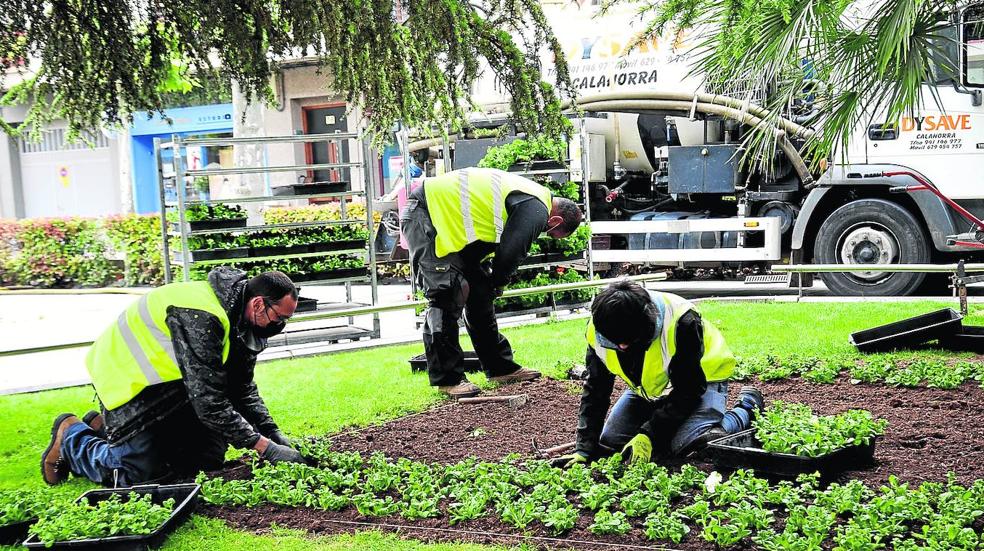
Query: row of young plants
194 437 983 549
732 353 984 389
496 267 594 311
188 254 367 282
182 224 369 254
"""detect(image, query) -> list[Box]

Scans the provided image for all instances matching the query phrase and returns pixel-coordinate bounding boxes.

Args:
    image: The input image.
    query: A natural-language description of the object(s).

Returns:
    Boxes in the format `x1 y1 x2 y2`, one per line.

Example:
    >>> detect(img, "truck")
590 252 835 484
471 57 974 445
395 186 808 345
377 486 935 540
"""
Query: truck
438 0 984 296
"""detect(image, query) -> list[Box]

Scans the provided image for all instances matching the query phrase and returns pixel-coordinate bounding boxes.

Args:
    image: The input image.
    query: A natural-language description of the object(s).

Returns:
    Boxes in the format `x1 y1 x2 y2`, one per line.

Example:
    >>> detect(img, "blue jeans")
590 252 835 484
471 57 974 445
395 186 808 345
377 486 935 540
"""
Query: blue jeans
599 381 751 456
61 407 228 487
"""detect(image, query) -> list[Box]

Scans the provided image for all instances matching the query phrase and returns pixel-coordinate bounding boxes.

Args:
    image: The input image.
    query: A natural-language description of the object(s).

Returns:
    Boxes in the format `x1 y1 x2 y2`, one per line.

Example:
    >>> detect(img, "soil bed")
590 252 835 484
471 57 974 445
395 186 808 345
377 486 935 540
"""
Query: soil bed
206 376 984 548
327 376 984 487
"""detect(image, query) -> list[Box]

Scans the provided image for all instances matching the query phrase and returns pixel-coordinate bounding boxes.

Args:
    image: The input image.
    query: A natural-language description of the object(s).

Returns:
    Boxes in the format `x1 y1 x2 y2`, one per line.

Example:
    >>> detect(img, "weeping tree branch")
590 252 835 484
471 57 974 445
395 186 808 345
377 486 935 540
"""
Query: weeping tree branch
0 0 574 142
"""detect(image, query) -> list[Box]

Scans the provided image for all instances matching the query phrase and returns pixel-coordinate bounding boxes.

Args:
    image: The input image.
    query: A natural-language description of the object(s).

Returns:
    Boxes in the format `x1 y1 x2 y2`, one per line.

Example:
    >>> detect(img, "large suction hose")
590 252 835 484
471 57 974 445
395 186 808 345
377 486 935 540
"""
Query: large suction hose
572 97 815 187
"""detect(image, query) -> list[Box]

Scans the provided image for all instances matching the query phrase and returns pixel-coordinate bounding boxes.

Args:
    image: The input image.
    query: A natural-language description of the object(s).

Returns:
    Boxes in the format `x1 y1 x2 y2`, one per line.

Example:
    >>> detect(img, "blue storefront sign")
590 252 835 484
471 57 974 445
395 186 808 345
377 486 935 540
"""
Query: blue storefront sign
130 104 234 213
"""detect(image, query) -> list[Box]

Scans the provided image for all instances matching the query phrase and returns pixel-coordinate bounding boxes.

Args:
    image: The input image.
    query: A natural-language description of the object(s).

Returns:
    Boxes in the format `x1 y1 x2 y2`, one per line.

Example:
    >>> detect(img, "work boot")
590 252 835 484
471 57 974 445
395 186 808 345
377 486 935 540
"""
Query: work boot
488 367 541 384
735 386 765 416
439 381 481 399
41 413 80 485
681 426 729 457
82 410 105 435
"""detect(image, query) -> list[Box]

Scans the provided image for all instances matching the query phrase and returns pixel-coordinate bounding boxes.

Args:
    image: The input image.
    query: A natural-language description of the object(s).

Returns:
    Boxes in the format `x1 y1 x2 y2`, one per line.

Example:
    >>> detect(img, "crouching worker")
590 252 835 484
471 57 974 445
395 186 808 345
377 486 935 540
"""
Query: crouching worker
552 280 763 467
41 268 307 487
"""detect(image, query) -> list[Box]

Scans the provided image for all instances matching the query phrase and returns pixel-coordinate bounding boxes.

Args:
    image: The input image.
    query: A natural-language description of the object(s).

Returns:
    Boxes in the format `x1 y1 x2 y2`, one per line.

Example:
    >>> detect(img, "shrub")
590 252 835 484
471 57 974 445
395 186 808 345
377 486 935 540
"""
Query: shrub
104 214 164 286
6 218 117 287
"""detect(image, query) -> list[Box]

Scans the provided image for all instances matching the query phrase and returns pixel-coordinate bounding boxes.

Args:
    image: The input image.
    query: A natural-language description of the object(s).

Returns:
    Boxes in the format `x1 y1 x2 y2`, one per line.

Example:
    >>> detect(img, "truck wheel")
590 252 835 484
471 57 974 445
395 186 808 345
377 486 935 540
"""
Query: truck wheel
814 199 930 296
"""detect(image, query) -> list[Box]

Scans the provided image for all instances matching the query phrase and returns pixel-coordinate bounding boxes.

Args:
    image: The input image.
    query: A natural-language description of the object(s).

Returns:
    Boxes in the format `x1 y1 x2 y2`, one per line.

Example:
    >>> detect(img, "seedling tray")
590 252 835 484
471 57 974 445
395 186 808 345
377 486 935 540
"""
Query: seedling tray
188 247 249 262
939 325 984 353
22 483 199 550
249 244 305 257
0 519 34 545
307 239 366 253
296 296 318 313
705 429 876 479
187 218 247 231
849 308 962 353
290 267 369 283
409 351 483 373
272 181 350 196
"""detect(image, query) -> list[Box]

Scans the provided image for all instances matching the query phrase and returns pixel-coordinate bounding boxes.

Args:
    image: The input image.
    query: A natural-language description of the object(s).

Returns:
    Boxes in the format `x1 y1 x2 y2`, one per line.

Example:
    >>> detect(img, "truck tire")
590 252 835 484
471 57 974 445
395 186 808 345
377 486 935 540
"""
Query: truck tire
814 199 930 296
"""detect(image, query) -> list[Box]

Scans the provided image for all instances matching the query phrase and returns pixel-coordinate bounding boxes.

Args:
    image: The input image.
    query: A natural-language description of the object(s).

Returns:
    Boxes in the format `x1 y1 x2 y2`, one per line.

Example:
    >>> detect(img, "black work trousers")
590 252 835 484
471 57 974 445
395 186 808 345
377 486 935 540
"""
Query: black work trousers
401 198 521 386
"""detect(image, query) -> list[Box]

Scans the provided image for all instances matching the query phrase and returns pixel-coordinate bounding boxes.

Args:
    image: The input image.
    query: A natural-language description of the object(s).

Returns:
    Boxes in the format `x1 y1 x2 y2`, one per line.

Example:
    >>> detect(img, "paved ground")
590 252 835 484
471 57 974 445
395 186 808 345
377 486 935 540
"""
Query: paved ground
2 278 980 395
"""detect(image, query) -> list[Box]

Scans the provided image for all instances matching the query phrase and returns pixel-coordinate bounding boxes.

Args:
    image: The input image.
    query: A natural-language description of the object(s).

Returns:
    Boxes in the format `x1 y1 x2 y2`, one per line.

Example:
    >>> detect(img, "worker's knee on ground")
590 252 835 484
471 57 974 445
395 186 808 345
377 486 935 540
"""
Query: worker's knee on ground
598 430 632 453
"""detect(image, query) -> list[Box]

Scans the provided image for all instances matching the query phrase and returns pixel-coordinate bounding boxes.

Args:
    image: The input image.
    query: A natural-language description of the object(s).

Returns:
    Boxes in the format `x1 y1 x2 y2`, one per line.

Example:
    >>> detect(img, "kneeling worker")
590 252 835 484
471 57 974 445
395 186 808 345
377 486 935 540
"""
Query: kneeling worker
401 167 583 398
41 268 307 487
553 280 764 467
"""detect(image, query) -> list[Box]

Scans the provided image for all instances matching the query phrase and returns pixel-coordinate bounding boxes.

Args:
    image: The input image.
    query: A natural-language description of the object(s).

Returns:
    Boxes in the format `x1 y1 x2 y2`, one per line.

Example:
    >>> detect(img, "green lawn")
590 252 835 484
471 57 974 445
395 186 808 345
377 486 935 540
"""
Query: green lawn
0 299 975 549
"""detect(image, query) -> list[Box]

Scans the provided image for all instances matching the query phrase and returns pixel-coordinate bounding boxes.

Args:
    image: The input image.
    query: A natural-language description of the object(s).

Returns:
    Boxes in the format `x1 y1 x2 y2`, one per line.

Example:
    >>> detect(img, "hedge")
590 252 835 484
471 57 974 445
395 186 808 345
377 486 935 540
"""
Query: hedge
0 214 164 288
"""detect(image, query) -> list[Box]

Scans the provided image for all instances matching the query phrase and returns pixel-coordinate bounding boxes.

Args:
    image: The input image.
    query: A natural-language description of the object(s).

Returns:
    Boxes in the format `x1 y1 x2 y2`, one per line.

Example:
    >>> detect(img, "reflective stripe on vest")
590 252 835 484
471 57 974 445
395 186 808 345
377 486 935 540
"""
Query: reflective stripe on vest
586 291 735 400
86 281 232 410
425 168 553 257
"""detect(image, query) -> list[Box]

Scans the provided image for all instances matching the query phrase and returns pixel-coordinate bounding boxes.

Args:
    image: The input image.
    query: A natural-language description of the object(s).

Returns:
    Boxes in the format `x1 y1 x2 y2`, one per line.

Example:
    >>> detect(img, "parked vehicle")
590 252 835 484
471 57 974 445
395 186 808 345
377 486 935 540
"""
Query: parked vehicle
449 1 984 296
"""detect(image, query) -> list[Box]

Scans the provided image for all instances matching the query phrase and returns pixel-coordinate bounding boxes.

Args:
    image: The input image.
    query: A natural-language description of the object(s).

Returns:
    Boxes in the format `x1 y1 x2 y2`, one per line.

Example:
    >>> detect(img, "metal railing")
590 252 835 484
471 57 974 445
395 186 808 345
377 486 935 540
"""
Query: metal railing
0 273 666 358
772 261 984 314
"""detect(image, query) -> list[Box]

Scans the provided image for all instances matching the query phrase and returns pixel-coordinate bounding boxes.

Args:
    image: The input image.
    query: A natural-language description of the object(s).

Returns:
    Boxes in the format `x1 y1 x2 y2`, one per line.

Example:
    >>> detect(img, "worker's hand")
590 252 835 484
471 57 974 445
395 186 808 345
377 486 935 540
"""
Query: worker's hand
549 452 588 469
267 430 291 447
494 286 505 298
621 433 653 464
260 439 306 464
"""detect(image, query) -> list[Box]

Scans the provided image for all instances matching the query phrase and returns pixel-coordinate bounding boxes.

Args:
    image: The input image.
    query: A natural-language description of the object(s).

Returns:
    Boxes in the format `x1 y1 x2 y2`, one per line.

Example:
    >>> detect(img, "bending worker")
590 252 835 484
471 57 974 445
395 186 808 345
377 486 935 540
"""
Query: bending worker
42 268 307 487
401 167 583 398
553 279 764 466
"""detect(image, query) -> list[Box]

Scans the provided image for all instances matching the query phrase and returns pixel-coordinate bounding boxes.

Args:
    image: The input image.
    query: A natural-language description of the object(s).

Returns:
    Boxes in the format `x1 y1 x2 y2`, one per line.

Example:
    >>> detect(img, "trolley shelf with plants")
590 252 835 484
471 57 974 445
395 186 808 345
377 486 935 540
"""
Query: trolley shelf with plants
156 132 382 346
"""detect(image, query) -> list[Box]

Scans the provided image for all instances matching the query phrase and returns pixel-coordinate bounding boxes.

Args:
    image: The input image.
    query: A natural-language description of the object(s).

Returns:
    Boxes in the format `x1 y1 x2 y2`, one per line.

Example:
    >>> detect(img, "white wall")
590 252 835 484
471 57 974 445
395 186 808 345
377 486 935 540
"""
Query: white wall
18 128 122 218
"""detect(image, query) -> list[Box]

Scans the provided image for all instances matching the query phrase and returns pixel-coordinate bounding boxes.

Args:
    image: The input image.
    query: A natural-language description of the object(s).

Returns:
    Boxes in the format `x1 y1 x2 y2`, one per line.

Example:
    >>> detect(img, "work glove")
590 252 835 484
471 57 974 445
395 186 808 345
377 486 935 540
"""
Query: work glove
267 430 291 447
621 433 653 464
261 441 306 464
493 286 505 298
549 452 589 469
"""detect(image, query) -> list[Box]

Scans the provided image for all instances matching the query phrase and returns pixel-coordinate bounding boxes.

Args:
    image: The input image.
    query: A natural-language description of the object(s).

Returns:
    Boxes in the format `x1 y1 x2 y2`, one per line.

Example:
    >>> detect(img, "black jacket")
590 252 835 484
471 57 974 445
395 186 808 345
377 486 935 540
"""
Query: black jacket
102 268 280 448
576 310 707 457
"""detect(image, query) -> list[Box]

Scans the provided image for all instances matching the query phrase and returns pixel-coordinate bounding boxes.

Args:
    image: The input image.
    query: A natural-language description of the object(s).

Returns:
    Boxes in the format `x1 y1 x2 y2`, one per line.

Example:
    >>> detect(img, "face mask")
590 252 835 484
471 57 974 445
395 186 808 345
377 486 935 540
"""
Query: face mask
253 320 286 339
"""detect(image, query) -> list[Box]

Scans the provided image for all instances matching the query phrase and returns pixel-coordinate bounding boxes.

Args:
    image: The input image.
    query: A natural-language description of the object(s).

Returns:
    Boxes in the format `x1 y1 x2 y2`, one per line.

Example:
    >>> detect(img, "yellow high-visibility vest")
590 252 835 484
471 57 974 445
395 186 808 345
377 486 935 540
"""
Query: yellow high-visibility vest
585 291 734 400
424 168 553 257
86 282 231 410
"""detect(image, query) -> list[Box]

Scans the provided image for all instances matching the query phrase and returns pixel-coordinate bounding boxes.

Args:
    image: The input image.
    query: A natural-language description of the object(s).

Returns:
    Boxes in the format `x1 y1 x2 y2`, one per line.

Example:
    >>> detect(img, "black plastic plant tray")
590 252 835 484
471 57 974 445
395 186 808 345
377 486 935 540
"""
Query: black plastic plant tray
705 429 876 479
307 240 366 253
849 308 963 353
939 325 984 353
0 519 34 545
507 159 567 172
409 351 482 373
189 247 249 262
187 218 247 231
249 244 304 257
520 252 584 266
272 181 350 196
22 483 199 550
296 296 318 313
290 267 369 283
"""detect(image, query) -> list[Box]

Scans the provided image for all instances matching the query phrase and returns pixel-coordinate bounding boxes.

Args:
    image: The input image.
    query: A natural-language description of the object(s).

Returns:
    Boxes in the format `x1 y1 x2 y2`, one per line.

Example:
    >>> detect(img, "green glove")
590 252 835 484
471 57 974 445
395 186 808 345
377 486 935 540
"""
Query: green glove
549 452 588 469
621 433 653 464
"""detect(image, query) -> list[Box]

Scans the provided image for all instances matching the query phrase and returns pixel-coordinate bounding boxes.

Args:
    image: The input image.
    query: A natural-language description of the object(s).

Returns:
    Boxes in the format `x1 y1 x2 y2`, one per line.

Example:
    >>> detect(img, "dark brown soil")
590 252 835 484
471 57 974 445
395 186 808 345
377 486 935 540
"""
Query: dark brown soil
206 376 984 549
329 376 984 487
